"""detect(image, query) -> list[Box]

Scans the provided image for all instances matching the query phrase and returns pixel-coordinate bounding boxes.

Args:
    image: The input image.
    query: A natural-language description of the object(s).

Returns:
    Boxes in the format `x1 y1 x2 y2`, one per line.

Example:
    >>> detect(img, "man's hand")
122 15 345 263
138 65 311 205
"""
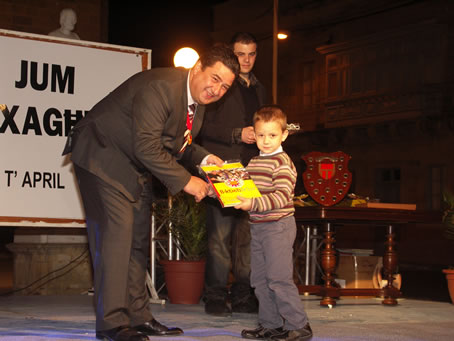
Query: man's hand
234 196 252 211
241 126 256 144
205 154 224 167
183 176 210 202
207 185 217 198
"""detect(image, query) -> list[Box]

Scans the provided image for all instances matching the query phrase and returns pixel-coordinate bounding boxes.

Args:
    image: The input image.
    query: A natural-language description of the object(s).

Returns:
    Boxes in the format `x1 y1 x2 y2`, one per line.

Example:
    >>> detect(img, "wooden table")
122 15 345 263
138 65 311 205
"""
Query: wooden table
294 206 441 307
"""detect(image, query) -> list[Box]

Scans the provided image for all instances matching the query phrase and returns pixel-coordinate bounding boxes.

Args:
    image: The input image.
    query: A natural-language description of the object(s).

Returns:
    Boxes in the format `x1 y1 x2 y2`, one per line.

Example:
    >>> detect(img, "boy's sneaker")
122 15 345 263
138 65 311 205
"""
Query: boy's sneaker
241 325 285 339
269 323 313 341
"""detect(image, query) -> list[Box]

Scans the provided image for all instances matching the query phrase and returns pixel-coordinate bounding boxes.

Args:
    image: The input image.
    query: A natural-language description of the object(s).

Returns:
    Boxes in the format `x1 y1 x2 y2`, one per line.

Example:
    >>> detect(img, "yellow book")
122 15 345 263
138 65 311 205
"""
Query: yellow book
199 161 261 208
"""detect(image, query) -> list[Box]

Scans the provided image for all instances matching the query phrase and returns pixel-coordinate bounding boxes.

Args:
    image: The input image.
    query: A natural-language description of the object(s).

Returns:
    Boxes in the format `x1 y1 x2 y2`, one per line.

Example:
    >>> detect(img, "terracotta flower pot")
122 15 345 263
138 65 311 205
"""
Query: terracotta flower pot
161 259 206 304
442 269 454 304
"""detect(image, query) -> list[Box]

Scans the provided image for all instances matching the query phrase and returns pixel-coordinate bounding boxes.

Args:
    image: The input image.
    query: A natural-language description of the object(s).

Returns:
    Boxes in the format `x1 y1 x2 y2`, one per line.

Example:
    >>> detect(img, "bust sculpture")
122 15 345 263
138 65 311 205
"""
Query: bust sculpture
48 8 80 40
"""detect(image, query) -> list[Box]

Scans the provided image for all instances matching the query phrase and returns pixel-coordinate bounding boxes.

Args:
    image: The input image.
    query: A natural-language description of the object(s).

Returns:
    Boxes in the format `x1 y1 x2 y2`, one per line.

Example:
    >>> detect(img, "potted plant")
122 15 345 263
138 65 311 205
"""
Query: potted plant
154 192 207 304
442 190 454 304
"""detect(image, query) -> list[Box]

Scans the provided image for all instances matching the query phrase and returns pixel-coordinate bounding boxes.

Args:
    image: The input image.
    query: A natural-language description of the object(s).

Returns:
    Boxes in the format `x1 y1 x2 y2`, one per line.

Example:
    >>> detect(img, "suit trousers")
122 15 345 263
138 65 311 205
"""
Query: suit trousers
204 198 252 299
250 216 308 330
74 165 154 331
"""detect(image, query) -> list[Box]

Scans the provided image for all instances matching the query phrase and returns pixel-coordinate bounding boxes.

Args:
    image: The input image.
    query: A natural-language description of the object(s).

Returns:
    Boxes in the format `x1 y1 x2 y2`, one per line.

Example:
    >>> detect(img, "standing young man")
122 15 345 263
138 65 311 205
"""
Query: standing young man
198 32 266 316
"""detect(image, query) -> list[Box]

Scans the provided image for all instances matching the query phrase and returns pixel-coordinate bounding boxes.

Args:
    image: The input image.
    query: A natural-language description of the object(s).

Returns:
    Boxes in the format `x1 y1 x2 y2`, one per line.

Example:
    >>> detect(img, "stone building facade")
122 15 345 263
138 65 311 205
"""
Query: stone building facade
0 0 107 42
212 0 454 268
1 0 453 293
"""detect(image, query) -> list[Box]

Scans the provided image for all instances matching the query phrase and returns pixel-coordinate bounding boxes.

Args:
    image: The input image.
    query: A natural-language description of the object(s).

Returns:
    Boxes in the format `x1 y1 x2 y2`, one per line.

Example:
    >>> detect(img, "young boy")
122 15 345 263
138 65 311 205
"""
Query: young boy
234 105 312 341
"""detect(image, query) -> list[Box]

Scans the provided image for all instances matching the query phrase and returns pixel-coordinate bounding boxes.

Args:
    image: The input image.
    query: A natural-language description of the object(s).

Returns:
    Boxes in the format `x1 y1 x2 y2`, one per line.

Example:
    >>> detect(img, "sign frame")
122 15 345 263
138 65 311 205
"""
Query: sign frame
0 29 151 227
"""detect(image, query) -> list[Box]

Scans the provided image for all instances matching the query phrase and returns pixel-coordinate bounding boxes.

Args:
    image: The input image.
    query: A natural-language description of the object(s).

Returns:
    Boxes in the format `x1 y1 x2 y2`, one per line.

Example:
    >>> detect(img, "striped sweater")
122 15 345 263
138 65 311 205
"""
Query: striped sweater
247 151 296 223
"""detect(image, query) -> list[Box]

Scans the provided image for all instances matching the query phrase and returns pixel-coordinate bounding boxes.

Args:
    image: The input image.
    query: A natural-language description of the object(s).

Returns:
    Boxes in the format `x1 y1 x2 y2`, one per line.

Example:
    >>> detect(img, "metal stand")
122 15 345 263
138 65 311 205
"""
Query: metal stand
146 271 165 305
294 225 323 287
147 195 180 304
309 226 323 285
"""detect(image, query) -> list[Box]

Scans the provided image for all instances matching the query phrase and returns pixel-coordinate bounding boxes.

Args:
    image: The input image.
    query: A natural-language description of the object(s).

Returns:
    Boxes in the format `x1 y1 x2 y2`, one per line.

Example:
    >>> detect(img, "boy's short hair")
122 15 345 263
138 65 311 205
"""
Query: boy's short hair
253 105 287 131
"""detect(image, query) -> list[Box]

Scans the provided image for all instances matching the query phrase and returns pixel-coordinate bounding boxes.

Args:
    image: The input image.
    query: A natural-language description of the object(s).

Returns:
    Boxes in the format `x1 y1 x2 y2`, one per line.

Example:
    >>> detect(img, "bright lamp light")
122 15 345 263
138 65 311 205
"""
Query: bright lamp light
174 47 199 69
277 32 289 40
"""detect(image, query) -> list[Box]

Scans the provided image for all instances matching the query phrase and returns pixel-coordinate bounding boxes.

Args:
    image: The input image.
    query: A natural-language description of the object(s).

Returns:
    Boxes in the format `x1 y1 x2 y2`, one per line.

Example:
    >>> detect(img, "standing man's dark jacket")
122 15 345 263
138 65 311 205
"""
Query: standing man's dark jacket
198 75 266 165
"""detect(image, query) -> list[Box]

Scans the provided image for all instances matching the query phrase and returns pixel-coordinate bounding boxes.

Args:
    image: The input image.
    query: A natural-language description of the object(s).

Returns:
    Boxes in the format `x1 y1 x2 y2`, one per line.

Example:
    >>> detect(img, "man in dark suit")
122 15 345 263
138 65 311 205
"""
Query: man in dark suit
63 45 239 341
198 33 266 316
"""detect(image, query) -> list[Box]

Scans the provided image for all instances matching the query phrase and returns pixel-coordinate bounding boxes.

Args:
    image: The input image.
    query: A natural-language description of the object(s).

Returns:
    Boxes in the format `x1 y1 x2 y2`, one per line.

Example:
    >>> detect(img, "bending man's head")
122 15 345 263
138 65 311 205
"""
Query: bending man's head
198 44 240 78
189 45 239 105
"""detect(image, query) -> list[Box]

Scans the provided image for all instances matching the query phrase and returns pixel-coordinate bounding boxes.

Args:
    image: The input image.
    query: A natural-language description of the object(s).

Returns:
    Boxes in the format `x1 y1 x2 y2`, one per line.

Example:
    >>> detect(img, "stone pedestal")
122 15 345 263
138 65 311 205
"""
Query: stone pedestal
7 241 93 295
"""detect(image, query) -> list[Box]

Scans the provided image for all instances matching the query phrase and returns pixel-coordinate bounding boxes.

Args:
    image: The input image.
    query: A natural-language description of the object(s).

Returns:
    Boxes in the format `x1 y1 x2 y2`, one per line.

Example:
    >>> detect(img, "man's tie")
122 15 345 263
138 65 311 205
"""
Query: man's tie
179 104 197 154
186 103 196 130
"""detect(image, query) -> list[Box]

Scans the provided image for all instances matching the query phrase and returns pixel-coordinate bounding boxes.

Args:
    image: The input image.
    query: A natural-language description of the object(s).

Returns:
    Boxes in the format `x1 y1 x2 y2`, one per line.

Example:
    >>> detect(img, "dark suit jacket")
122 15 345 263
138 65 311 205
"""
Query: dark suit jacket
198 76 266 165
64 67 209 201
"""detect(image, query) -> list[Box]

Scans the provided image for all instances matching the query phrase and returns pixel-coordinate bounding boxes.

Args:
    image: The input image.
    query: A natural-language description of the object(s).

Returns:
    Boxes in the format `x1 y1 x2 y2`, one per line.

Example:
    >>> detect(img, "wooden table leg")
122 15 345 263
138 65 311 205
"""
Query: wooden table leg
382 224 398 305
320 222 337 307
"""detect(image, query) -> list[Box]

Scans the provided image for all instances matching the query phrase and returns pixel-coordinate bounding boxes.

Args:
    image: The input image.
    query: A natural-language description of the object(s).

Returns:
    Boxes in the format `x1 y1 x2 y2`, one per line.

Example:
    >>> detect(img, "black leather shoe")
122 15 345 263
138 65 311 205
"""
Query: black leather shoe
96 326 148 341
241 325 284 339
134 319 183 336
205 297 232 316
269 323 313 341
232 295 259 314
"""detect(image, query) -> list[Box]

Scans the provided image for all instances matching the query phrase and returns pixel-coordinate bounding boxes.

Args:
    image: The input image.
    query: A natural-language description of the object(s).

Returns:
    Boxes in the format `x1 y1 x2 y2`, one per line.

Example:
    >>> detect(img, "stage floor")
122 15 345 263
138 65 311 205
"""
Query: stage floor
0 294 453 340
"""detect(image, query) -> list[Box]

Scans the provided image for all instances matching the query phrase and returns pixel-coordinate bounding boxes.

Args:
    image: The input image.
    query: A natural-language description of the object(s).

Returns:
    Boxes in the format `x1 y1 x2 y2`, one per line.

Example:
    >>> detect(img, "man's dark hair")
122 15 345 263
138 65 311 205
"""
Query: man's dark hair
199 44 240 78
230 32 257 47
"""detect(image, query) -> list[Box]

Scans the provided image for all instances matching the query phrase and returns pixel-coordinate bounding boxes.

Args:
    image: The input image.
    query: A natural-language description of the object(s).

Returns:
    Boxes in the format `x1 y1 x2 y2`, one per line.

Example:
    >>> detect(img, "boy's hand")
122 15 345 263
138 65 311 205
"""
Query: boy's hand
234 196 252 211
206 154 224 167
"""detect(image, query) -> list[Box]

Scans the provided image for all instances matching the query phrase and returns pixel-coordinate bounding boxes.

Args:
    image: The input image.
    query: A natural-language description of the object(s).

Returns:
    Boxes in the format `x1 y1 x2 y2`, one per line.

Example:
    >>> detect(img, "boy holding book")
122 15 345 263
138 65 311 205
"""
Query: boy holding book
234 105 312 341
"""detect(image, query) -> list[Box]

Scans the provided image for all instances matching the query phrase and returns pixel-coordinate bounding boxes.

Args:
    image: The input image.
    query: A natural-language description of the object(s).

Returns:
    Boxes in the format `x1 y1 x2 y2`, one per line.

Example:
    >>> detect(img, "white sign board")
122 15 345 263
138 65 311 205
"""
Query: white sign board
0 30 151 226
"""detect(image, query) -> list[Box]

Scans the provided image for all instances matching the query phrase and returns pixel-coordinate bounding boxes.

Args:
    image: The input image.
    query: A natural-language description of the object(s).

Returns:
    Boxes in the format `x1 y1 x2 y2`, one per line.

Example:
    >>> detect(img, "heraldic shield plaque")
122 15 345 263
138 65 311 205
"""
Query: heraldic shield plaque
302 151 352 206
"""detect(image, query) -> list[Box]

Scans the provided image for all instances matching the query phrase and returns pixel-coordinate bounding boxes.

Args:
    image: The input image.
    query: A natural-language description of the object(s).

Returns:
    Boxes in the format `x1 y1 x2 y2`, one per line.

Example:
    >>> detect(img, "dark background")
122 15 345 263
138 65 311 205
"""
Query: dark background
108 1 227 68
